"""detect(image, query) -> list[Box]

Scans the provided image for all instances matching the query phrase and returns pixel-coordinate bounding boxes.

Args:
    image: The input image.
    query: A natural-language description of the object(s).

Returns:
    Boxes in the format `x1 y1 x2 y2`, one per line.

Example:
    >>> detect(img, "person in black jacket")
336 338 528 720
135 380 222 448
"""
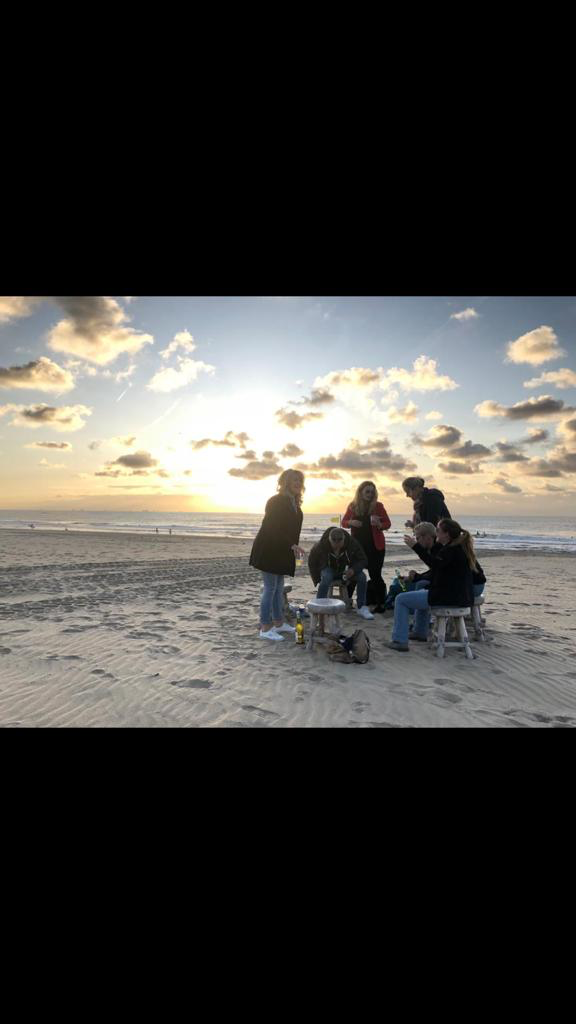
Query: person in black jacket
387 518 476 652
405 521 487 598
308 527 374 620
249 469 306 641
402 476 451 528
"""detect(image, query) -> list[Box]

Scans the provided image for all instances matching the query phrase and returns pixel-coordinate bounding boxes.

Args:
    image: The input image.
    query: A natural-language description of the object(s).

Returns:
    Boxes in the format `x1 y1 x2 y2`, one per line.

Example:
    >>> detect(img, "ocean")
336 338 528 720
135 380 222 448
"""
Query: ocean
1 510 576 553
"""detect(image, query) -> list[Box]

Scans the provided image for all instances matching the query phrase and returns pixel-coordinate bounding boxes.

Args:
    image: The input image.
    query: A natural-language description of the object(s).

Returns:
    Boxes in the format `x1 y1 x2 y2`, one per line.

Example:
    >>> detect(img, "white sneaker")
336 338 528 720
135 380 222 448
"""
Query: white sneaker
274 623 296 634
259 628 284 641
357 606 374 620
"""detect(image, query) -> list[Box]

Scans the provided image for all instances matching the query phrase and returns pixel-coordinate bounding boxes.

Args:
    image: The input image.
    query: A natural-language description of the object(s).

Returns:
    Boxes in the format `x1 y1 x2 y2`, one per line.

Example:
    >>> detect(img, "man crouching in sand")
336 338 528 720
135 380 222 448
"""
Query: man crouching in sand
308 527 374 621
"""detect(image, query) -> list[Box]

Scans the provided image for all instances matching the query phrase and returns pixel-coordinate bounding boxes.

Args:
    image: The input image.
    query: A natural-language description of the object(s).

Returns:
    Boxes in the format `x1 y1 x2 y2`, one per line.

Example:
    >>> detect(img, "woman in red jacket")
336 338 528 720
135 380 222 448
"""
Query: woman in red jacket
342 481 391 613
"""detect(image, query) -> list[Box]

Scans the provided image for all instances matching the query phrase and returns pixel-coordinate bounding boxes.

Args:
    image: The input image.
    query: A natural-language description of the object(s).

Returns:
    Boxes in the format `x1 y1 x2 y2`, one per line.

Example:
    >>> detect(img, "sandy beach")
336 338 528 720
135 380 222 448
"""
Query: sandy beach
1 528 576 728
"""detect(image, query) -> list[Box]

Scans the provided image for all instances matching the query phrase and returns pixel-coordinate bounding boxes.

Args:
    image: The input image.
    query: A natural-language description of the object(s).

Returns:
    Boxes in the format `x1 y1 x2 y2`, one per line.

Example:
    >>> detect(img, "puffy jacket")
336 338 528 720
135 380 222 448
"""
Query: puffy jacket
413 541 486 586
341 501 391 552
308 528 368 587
419 543 474 607
413 488 451 527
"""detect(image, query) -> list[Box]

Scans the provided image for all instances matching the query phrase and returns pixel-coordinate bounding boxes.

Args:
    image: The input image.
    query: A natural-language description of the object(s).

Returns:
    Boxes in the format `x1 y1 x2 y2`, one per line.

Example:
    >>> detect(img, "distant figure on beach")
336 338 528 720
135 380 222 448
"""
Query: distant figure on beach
341 480 391 613
155 528 159 534
169 529 172 536
387 519 476 652
402 476 451 529
249 469 306 641
29 523 35 529
308 527 374 620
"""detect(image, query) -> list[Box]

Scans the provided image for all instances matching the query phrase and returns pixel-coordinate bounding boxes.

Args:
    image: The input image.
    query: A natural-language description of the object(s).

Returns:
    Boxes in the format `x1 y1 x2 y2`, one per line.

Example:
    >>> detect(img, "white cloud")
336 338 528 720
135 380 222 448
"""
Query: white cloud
450 308 479 321
47 297 154 366
383 401 419 424
115 364 137 383
0 403 92 431
0 296 42 322
0 356 75 393
505 325 565 366
147 358 215 393
159 330 197 360
523 368 576 390
475 395 573 420
425 410 443 421
381 355 458 393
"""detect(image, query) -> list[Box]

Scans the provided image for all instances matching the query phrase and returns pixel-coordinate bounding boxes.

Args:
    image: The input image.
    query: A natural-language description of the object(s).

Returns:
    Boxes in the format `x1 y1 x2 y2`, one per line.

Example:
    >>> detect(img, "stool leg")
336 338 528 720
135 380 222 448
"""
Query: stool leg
306 613 317 651
473 605 486 642
457 616 475 660
436 617 447 658
319 614 326 636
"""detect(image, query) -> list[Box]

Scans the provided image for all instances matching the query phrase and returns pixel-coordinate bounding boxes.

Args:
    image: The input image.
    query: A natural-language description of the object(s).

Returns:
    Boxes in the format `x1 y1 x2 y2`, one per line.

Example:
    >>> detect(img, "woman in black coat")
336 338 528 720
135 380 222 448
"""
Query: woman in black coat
387 518 475 652
249 469 306 641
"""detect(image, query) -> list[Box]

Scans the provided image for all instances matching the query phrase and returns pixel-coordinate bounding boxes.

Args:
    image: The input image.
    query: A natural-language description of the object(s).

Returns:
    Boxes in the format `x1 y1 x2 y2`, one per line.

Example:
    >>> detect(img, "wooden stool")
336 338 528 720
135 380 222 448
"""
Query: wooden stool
328 579 352 609
472 595 486 641
433 607 474 660
305 598 346 651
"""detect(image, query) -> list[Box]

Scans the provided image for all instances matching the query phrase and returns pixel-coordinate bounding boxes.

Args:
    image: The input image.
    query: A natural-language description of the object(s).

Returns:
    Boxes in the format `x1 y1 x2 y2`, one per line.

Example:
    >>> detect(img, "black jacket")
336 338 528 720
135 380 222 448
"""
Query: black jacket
413 488 451 527
412 542 474 607
413 541 486 586
308 528 368 587
249 494 303 576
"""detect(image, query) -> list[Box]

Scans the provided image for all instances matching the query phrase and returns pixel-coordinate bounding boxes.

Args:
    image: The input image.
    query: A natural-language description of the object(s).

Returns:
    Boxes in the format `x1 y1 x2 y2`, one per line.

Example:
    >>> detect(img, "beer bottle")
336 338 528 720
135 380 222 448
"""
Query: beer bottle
295 610 305 645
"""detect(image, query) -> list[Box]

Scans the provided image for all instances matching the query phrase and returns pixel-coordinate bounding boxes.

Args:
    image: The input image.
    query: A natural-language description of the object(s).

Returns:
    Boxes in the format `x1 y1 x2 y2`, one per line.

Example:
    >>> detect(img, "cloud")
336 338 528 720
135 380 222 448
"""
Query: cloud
475 395 574 421
113 451 159 470
0 403 92 431
235 449 257 460
383 401 419 424
191 431 249 451
319 367 381 390
450 308 479 321
0 296 42 322
382 355 458 394
38 459 67 470
25 441 72 450
229 458 283 480
0 357 75 393
147 358 215 393
492 442 529 463
290 388 335 407
88 441 101 451
276 408 324 430
522 458 565 478
505 325 566 366
523 368 576 390
425 410 443 421
47 296 154 366
448 441 493 460
115 364 137 384
280 443 304 457
413 424 462 448
523 429 550 444
159 330 197 360
492 477 522 493
298 436 417 479
437 462 483 475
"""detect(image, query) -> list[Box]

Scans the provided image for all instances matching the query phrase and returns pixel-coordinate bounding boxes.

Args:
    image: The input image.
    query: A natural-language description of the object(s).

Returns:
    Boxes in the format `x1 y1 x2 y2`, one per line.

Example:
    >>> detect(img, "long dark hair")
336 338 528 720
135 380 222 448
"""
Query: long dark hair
437 518 477 571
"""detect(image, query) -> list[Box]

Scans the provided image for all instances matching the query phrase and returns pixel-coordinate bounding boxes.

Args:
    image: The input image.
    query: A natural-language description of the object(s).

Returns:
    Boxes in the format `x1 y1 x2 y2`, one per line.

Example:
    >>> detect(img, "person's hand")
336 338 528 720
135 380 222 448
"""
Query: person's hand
404 520 414 529
292 545 305 558
370 515 382 527
344 568 354 581
349 519 362 528
404 534 417 548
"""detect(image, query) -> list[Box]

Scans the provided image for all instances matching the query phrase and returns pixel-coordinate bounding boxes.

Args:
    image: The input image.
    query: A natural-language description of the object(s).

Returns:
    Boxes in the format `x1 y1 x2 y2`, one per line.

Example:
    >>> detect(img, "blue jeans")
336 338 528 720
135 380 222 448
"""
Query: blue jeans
317 566 367 607
473 583 485 598
260 572 284 626
392 590 431 644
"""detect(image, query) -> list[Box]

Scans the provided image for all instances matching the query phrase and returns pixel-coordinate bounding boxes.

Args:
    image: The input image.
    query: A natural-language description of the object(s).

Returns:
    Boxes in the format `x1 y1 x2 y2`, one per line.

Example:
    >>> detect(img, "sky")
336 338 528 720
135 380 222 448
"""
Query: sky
1 294 576 516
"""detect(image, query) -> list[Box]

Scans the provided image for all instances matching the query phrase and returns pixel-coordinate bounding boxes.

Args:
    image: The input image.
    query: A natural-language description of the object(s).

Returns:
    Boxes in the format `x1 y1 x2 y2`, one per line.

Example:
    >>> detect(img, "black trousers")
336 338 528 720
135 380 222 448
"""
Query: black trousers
348 548 387 604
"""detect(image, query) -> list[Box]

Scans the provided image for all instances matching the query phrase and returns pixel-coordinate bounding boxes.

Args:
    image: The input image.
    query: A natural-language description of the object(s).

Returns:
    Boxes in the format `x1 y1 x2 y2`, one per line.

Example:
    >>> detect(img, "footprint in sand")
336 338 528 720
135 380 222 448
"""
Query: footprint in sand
0 647 12 655
352 701 371 713
434 691 462 704
241 705 280 719
170 679 213 689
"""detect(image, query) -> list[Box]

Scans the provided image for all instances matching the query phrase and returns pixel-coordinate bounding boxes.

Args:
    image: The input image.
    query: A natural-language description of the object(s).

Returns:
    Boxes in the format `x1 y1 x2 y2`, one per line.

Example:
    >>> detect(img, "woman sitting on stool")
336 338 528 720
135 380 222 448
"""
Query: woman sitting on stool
387 519 475 652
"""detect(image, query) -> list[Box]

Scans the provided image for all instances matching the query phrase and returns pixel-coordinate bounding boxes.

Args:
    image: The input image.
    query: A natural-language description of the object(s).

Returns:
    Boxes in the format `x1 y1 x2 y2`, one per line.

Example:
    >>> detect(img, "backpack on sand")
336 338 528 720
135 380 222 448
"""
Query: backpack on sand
327 629 371 665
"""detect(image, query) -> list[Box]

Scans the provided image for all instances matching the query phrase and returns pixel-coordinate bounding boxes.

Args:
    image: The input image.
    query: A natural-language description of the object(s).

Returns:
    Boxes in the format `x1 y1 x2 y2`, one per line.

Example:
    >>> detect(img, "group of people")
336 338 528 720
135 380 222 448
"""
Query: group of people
249 469 486 650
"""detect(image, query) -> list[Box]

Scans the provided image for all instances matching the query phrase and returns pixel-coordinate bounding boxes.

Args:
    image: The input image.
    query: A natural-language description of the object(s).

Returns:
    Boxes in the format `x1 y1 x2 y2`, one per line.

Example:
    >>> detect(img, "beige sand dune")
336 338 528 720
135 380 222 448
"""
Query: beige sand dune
1 529 576 728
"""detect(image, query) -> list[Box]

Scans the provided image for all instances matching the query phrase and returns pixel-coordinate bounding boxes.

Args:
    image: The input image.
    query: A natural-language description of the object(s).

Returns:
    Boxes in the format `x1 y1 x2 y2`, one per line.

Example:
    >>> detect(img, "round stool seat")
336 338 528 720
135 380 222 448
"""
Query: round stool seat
306 598 346 615
305 598 346 651
432 608 475 660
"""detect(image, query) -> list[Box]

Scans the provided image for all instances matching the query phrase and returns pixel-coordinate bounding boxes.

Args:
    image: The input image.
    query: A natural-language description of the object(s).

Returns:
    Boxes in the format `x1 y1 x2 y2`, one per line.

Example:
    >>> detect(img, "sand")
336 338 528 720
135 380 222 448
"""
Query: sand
1 528 576 728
